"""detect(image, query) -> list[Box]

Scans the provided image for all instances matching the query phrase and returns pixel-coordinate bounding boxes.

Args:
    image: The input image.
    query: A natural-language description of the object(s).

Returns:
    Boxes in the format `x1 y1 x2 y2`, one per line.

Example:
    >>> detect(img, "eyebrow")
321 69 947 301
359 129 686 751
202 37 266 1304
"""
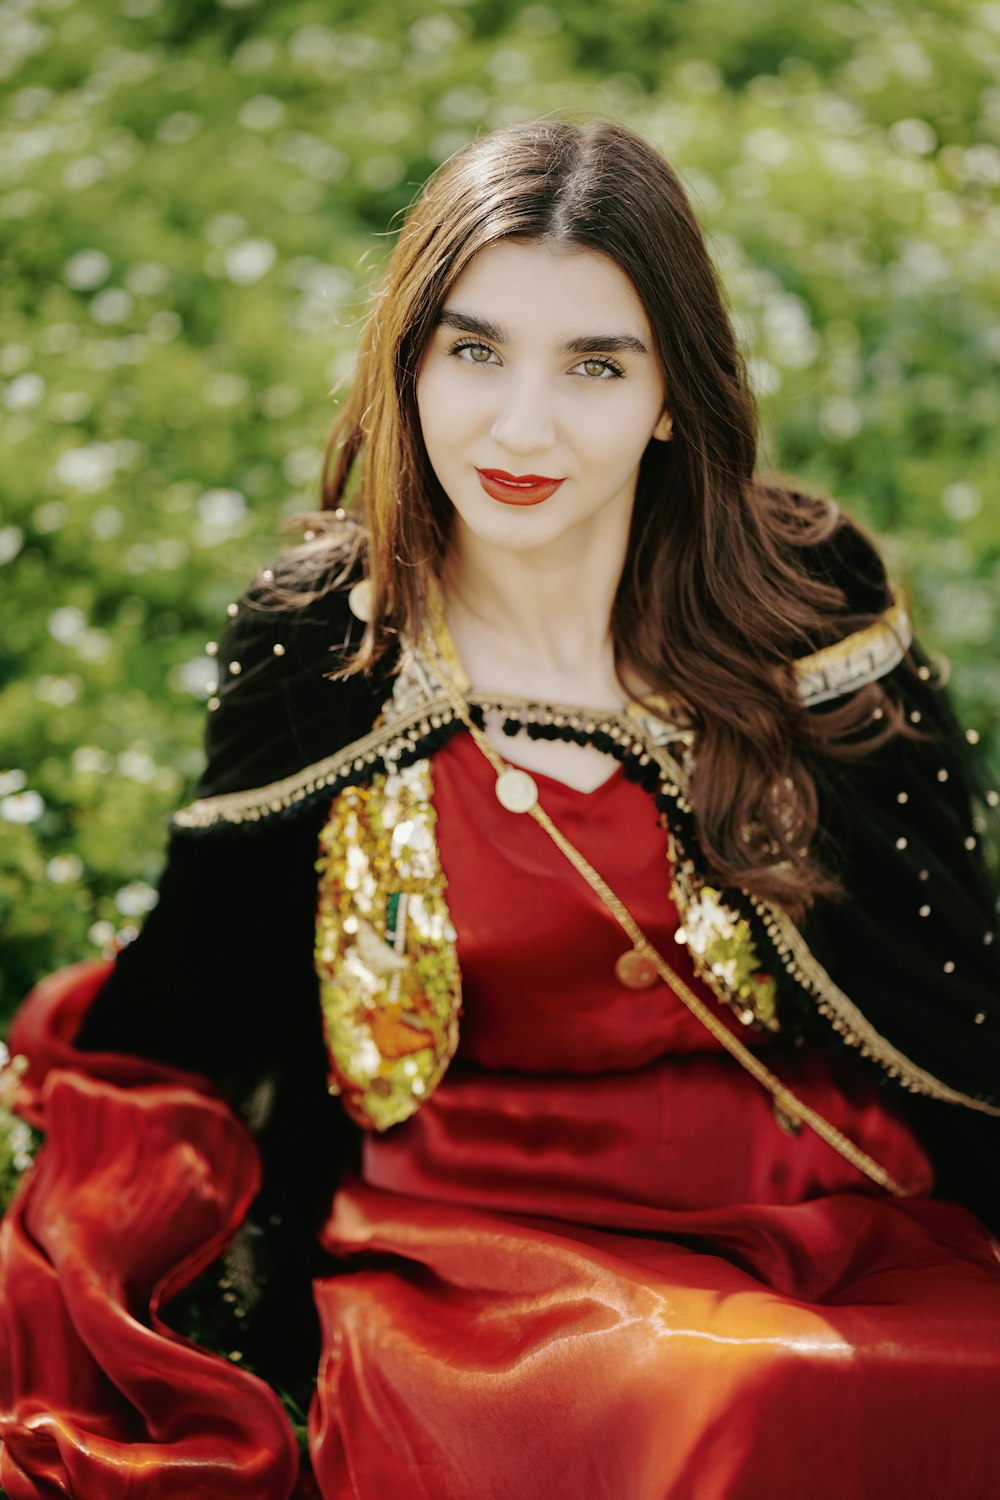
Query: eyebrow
436 308 648 356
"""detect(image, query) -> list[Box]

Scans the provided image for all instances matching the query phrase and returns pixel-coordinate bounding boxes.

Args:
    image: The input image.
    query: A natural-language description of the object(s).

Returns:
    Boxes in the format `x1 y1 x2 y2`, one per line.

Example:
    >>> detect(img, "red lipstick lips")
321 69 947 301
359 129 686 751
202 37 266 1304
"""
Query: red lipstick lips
476 468 564 506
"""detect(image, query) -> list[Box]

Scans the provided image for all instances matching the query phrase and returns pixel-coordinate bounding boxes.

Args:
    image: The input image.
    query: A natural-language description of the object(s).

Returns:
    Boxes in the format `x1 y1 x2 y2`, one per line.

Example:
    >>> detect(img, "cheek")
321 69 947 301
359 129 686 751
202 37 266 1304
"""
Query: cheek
416 377 475 489
424 379 497 467
418 363 472 429
414 376 446 465
575 400 659 470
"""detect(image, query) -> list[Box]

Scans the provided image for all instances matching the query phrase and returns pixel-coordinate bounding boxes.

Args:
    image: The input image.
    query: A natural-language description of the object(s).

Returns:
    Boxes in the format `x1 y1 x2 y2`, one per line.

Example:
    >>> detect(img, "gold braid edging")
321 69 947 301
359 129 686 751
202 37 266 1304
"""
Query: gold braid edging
172 596 906 829
793 595 911 707
753 895 1000 1117
170 698 461 829
640 739 1000 1117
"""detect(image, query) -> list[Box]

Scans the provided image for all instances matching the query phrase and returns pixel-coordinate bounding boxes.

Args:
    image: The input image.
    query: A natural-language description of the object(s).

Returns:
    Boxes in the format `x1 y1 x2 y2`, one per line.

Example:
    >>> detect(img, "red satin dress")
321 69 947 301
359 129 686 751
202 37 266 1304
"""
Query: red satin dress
3 729 1000 1499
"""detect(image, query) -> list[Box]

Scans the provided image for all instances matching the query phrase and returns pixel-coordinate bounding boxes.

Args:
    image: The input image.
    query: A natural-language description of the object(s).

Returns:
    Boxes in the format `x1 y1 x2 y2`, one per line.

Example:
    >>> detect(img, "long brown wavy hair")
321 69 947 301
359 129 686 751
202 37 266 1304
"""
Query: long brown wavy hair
303 118 902 916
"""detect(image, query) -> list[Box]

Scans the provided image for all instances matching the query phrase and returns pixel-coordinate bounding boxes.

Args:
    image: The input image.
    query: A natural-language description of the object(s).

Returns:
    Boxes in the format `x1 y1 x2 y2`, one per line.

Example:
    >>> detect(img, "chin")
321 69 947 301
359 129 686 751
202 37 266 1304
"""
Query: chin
452 501 574 552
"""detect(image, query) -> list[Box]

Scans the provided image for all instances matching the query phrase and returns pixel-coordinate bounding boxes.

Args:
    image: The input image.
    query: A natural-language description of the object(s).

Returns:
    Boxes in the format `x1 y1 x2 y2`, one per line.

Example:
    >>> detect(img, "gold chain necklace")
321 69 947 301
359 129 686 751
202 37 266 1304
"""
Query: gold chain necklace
427 590 909 1199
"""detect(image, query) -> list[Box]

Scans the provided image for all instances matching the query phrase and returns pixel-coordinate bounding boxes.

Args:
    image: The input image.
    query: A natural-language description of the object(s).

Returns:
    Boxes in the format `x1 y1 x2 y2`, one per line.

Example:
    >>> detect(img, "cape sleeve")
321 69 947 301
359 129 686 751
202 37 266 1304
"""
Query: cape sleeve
794 515 1000 1230
0 552 377 1495
74 554 369 1375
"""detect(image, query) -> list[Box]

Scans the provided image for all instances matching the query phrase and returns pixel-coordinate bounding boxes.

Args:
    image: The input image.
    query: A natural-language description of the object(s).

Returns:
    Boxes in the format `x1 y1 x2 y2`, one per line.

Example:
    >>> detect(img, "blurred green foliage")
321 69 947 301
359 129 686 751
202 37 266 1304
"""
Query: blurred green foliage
2 0 999 1018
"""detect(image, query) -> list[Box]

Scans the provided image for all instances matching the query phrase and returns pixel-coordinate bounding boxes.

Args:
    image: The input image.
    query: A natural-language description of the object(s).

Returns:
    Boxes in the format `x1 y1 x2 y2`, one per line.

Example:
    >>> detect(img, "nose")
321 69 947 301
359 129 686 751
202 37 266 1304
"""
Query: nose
489 373 557 456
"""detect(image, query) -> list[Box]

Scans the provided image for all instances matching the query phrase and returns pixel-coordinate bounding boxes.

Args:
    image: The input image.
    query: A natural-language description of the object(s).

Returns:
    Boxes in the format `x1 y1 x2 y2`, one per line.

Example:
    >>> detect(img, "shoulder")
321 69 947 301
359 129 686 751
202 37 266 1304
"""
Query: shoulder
180 524 396 819
204 531 366 716
764 490 909 707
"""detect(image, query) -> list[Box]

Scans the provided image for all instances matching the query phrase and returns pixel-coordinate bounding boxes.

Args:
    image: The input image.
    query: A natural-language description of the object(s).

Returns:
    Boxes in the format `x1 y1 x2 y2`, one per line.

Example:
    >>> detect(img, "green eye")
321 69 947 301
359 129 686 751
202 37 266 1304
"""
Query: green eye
577 357 623 379
451 340 496 364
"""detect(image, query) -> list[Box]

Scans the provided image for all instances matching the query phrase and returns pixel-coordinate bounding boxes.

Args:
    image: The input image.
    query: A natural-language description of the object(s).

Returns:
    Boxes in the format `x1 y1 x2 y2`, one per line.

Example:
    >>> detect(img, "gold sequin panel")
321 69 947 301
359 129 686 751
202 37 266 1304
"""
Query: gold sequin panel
669 835 780 1033
314 759 462 1131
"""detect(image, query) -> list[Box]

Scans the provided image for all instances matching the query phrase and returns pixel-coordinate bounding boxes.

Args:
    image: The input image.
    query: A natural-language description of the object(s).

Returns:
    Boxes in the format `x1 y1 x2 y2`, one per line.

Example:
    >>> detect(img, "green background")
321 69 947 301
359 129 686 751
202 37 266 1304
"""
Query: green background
3 0 1000 1017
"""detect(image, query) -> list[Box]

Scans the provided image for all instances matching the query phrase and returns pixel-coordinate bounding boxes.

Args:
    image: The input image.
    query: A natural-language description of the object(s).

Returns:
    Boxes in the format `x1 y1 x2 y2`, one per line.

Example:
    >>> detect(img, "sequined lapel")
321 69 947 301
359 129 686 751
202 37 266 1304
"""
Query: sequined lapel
314 759 462 1130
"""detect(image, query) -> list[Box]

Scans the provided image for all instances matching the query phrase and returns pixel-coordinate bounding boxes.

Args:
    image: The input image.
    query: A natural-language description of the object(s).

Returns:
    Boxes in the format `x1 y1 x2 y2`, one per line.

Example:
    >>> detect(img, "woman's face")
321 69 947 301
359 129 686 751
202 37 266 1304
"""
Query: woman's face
415 239 672 559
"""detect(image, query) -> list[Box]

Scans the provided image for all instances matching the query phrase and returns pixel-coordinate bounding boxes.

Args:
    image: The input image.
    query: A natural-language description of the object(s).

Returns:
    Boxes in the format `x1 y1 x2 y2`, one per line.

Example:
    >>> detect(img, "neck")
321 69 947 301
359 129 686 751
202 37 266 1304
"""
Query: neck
438 509 638 704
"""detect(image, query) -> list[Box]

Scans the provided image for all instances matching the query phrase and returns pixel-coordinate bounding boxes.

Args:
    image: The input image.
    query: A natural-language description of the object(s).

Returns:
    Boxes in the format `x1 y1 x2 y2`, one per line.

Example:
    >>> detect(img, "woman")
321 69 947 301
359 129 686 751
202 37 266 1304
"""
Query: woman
2 118 999 1500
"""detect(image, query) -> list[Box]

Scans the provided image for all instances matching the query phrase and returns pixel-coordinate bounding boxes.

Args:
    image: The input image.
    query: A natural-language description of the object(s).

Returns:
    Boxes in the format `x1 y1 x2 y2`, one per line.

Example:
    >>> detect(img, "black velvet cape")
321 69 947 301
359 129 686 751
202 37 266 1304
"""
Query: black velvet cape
75 514 1000 1380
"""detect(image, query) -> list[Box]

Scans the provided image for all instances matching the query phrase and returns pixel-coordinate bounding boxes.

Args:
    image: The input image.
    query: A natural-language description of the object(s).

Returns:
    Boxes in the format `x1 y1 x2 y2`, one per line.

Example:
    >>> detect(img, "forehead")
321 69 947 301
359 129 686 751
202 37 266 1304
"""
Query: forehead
441 239 652 337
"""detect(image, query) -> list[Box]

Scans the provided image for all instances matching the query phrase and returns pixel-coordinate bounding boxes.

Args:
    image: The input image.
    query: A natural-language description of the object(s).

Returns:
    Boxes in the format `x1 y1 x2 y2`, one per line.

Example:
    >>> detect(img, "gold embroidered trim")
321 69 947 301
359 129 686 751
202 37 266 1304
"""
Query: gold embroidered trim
171 697 459 829
670 855 779 1033
640 747 776 1031
640 736 997 1111
172 599 904 829
170 694 690 829
314 759 462 1131
752 895 1000 1115
794 596 911 707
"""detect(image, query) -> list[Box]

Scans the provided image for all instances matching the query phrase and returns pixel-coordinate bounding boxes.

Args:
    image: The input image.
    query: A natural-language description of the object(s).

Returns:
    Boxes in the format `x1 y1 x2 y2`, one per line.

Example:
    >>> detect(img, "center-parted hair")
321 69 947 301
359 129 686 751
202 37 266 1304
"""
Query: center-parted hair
311 118 901 915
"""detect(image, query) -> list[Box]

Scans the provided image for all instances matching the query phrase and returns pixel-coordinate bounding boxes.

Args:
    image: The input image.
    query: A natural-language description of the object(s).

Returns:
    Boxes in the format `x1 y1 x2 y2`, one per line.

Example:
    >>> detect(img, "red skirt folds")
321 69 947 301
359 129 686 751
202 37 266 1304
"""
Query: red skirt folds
3 731 1000 1498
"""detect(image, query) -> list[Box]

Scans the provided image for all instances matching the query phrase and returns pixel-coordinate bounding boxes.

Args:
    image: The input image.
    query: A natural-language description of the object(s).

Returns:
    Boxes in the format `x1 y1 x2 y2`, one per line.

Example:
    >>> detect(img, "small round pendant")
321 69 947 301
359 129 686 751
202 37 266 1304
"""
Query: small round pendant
348 579 375 622
772 1101 803 1138
614 949 658 989
495 767 538 814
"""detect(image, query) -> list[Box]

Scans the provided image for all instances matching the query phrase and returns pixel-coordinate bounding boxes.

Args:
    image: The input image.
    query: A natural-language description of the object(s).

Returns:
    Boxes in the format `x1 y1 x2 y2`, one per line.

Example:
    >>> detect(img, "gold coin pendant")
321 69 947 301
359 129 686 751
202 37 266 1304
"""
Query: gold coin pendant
614 949 659 990
495 767 538 814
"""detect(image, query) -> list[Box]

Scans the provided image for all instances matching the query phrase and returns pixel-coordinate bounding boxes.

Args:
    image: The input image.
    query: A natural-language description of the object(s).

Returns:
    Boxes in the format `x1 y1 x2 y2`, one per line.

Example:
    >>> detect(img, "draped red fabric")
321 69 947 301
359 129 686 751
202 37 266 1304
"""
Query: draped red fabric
2 735 1000 1498
0 963 301 1500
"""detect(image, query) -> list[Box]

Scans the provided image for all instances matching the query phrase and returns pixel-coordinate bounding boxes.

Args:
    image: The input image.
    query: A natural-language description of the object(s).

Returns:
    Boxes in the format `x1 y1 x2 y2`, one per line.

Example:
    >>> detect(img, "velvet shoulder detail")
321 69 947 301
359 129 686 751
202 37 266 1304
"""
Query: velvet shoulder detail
796 641 1000 1109
774 505 911 704
174 542 396 830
